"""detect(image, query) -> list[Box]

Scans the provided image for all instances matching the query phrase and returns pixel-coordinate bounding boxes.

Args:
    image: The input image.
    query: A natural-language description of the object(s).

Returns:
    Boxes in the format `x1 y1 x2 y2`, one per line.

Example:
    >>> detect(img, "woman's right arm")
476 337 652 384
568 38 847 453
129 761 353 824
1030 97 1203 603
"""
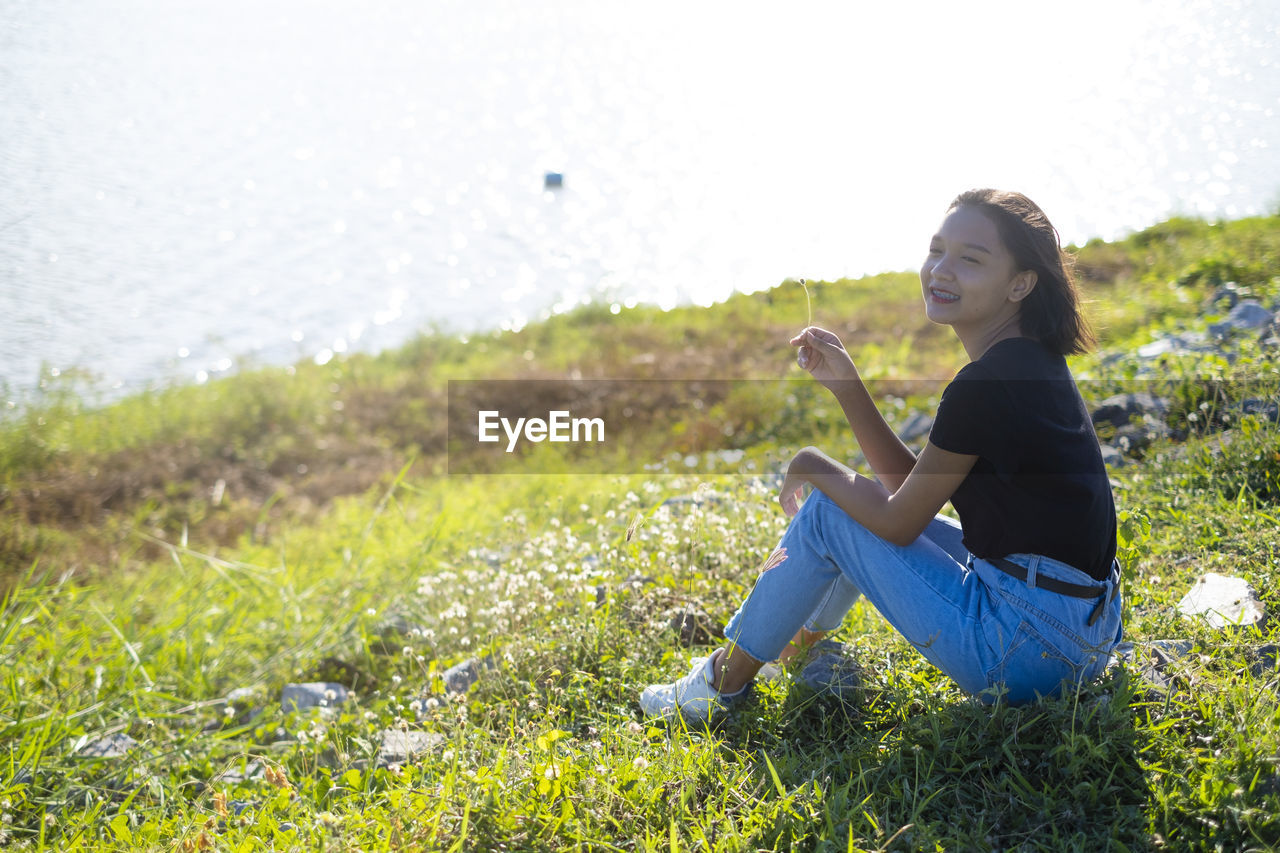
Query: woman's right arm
791 327 918 493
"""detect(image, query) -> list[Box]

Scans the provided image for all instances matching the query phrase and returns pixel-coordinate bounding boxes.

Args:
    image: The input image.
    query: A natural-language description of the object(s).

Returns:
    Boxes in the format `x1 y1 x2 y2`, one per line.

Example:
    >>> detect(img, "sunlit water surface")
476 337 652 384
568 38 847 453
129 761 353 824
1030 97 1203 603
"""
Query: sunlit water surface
1 0 1277 402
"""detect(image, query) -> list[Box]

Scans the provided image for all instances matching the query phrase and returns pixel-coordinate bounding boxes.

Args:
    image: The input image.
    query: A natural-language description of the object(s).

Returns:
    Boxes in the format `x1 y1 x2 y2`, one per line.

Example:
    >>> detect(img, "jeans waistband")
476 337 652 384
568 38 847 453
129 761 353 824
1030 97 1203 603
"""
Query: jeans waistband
989 556 1119 627
989 557 1105 599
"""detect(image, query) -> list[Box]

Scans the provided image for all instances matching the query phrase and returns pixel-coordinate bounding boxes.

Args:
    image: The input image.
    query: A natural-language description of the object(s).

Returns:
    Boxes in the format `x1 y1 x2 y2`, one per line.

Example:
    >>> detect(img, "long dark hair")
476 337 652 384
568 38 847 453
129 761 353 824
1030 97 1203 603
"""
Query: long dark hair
949 189 1094 355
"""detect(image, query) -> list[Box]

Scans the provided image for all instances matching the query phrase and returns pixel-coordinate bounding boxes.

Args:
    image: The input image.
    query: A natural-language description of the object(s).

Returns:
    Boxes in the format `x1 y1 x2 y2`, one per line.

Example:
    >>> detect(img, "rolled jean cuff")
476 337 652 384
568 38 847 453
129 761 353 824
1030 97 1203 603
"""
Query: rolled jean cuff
720 622 775 665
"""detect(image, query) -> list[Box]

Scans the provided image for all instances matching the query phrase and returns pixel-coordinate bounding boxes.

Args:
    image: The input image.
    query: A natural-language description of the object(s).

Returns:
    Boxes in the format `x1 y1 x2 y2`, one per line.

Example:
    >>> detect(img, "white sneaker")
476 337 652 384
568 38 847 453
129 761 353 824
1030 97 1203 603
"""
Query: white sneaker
638 649 747 721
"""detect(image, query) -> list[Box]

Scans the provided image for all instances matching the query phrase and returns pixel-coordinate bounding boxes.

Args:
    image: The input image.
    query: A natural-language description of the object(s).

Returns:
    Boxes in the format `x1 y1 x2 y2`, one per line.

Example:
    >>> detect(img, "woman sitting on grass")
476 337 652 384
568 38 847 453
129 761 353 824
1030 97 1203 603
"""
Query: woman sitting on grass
640 188 1123 718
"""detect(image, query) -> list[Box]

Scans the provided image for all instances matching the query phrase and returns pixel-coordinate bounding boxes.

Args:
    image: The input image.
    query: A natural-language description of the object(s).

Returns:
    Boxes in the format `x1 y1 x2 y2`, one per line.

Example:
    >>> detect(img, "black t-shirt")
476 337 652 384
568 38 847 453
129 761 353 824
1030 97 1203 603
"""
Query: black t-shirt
928 337 1117 581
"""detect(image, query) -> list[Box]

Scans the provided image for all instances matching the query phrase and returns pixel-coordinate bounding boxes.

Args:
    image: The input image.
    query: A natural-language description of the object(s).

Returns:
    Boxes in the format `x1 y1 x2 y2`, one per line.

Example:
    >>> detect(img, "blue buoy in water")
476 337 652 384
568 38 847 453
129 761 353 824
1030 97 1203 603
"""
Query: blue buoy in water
544 172 564 189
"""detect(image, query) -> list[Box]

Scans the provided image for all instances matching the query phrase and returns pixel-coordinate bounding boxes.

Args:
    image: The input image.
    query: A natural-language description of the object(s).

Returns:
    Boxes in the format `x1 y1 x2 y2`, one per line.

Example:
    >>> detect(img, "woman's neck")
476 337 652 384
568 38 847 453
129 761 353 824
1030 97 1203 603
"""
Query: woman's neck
958 315 1026 362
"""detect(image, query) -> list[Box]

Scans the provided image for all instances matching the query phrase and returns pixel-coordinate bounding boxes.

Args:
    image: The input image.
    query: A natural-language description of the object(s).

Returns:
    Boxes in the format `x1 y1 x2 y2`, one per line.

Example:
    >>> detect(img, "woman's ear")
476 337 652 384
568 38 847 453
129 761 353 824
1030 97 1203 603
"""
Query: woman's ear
1009 270 1038 303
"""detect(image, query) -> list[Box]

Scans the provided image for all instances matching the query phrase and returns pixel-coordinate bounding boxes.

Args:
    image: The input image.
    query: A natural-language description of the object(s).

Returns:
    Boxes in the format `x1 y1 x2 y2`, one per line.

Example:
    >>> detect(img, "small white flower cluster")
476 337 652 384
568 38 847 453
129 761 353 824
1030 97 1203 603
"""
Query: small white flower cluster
400 476 788 659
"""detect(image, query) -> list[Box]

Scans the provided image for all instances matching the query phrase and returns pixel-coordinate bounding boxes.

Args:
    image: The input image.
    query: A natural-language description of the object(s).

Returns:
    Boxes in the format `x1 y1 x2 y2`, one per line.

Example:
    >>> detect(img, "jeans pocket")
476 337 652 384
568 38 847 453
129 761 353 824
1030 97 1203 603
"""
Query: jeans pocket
984 620 1086 705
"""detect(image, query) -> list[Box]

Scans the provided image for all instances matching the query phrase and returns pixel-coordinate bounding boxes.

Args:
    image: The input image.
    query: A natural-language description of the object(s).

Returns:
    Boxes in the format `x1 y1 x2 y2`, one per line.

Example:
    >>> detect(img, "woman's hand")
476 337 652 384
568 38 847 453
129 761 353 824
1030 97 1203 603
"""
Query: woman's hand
790 327 858 389
777 447 815 517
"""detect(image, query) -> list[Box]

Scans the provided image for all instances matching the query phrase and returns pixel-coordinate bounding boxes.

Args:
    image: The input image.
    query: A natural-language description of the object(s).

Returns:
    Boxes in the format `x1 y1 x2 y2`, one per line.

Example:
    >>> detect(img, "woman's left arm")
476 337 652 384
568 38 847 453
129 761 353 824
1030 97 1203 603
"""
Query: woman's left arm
778 442 977 546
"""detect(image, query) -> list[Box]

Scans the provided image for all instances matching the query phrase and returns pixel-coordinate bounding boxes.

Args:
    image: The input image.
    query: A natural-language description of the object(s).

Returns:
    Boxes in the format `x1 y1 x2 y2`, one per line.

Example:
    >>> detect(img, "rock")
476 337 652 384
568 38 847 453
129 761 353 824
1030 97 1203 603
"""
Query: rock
897 412 934 443
1260 316 1280 348
228 799 258 817
1099 443 1128 469
663 605 717 647
1106 639 1194 690
369 614 427 655
1177 573 1265 629
1146 638 1196 664
1091 393 1169 429
377 729 445 766
226 686 258 704
213 760 263 785
1248 644 1280 677
1105 641 1135 670
1113 418 1173 456
756 662 785 682
76 733 138 759
1209 300 1274 338
442 657 494 695
798 641 866 698
1206 286 1240 312
281 682 349 713
374 614 421 640
661 493 722 512
1239 398 1280 424
1135 332 1210 360
207 686 264 730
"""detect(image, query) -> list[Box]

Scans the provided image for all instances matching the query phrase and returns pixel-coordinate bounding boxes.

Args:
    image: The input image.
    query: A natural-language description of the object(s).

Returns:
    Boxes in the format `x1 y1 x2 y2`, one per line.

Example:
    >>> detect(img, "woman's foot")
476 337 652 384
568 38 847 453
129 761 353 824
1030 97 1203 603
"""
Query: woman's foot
777 627 827 664
638 649 748 721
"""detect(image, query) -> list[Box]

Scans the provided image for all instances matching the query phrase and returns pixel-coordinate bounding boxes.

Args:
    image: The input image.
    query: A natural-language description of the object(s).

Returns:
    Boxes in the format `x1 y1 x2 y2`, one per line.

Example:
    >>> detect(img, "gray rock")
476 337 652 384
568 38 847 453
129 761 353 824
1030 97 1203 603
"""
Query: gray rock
1248 644 1280 677
442 657 494 694
1260 318 1280 348
1091 393 1169 428
1239 398 1280 424
756 662 785 682
1114 418 1173 455
1105 641 1135 669
213 760 263 784
1209 299 1274 338
897 412 935 443
228 799 258 817
1135 332 1210 359
664 605 717 647
377 729 446 766
1177 573 1265 629
226 686 258 704
1106 639 1194 690
207 686 264 730
1206 286 1240 312
661 493 723 512
281 682 349 713
368 614 428 655
374 614 421 640
798 642 866 698
1146 638 1196 664
76 733 138 759
1099 443 1128 469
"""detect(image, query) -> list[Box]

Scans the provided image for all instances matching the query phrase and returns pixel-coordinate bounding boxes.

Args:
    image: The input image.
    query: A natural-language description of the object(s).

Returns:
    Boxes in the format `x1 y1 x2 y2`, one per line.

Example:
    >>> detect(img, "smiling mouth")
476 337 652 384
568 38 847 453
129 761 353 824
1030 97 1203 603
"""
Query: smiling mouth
929 287 959 303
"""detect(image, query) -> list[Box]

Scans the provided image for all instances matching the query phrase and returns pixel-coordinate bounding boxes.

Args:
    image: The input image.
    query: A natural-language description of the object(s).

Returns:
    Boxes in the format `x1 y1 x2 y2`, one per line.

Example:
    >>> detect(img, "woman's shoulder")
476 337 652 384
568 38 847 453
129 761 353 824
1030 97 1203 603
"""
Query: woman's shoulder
976 337 1068 379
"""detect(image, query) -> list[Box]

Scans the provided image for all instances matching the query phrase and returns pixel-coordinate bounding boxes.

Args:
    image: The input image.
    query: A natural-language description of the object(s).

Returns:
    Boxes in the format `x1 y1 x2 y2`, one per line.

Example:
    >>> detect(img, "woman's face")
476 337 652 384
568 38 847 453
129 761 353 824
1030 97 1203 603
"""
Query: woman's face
919 205 1027 334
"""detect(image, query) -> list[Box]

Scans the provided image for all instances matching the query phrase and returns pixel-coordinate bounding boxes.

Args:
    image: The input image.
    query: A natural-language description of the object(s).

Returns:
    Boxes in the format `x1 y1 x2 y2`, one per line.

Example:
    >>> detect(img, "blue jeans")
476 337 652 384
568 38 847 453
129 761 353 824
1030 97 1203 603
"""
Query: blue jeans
724 491 1124 705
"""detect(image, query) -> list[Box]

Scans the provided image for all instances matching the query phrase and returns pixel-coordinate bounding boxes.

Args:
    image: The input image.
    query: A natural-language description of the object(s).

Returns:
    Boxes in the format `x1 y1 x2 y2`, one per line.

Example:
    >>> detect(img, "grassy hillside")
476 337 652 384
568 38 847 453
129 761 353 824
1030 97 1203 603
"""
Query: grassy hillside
1 214 1279 849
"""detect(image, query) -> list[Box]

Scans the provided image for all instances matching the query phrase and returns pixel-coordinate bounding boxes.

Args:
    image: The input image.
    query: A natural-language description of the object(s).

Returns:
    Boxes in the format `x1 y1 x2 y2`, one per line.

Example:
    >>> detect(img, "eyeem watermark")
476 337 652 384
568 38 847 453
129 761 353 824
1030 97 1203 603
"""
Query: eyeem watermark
478 410 605 452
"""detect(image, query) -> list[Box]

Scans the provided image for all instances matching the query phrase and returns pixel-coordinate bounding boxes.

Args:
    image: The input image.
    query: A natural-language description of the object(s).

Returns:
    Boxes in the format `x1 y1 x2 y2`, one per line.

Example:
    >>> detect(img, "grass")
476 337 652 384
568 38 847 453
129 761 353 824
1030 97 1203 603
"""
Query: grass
0 214 1279 849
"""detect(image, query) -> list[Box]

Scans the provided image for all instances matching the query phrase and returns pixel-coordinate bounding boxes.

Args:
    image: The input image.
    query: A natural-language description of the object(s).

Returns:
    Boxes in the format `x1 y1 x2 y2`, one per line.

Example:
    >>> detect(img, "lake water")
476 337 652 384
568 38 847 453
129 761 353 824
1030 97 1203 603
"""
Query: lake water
2 0 1278 404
